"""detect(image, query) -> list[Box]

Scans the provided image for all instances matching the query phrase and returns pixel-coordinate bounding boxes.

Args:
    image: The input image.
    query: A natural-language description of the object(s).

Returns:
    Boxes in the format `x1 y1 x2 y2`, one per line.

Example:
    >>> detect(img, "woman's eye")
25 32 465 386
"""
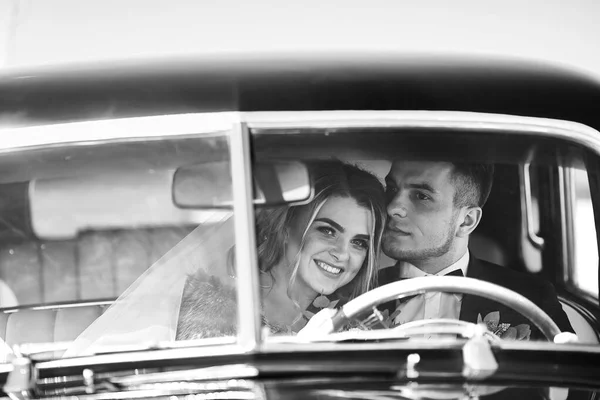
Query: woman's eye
352 239 369 250
317 226 335 236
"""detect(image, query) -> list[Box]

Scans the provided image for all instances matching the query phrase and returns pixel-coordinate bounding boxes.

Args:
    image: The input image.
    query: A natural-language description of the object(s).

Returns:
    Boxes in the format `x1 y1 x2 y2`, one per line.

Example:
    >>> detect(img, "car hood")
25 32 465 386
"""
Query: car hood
1 340 597 398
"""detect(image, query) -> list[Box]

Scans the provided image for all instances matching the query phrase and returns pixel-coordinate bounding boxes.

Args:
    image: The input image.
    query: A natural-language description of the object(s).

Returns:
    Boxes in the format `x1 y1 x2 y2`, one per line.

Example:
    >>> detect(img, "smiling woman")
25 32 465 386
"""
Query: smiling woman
176 161 387 338
255 161 387 333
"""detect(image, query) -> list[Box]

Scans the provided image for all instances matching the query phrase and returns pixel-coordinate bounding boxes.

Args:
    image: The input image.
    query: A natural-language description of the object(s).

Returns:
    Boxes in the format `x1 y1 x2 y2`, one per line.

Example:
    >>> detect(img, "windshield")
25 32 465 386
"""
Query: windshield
248 114 599 346
0 111 598 362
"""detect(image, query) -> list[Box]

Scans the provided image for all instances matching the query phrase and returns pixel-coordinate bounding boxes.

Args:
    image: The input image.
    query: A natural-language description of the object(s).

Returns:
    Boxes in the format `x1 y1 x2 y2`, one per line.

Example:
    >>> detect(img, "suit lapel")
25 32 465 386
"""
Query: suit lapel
378 265 399 286
377 266 400 316
459 255 498 323
460 256 534 338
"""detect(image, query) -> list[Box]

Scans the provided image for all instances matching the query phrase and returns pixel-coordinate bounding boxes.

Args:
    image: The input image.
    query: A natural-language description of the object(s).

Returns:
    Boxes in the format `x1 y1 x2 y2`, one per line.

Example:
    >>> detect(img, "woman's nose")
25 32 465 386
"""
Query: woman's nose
329 239 350 262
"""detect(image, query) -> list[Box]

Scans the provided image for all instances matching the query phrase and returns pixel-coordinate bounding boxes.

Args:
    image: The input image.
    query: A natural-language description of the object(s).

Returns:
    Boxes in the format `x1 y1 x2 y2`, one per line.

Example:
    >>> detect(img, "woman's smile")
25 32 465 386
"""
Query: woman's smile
314 259 345 275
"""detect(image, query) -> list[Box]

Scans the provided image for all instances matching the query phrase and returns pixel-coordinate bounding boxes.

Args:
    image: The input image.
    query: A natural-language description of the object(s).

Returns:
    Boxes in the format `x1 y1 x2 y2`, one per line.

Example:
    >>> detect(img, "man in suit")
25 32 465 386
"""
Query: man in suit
378 160 574 340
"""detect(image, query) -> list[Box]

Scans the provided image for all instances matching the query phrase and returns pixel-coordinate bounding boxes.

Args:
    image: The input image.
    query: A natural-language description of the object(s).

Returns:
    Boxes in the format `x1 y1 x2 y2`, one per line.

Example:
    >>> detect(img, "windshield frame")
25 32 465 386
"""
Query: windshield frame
245 110 600 348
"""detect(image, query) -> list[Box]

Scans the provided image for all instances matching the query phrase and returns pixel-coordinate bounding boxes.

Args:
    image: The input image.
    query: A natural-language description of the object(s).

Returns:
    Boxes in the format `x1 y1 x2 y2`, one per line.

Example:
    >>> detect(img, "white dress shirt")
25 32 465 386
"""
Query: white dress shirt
393 251 470 326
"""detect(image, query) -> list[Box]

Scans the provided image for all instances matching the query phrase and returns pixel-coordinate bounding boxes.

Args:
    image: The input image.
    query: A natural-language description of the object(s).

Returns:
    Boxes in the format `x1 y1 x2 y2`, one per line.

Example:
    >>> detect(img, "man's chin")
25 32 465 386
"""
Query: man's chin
383 230 455 262
382 237 413 259
383 249 418 261
383 244 451 263
382 244 413 261
383 240 433 262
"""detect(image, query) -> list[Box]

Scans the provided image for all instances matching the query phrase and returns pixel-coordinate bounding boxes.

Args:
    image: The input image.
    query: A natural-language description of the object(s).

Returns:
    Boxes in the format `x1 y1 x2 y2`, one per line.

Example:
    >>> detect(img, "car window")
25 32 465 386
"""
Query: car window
571 168 599 299
251 118 599 344
0 115 241 354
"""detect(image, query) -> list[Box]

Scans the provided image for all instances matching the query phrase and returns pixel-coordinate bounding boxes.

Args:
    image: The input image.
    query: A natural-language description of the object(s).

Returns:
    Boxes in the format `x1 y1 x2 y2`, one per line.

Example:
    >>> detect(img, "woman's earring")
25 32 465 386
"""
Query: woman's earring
312 290 331 309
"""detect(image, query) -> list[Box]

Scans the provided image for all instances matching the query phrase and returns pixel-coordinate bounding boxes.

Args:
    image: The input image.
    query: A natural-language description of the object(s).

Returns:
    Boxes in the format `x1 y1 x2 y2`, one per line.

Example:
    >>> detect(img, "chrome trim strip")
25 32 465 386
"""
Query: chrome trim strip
260 337 600 354
106 364 258 386
560 166 576 284
78 389 258 400
563 167 577 285
229 122 262 351
47 385 260 400
37 342 241 370
0 113 236 152
2 300 113 314
522 163 545 249
245 111 600 155
3 111 600 155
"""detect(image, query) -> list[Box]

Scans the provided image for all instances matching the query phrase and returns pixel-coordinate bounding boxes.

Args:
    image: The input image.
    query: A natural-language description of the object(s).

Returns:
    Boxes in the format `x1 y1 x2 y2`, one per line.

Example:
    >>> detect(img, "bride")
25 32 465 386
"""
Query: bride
64 160 387 356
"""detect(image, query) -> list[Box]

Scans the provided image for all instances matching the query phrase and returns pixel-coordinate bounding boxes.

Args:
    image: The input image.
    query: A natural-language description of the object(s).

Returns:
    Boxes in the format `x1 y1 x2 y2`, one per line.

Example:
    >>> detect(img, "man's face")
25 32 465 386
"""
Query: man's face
382 161 460 263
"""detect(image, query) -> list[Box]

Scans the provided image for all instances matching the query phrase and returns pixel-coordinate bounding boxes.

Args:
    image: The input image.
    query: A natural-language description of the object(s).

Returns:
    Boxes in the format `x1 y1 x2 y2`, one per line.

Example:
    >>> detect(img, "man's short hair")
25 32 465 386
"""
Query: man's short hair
450 163 495 208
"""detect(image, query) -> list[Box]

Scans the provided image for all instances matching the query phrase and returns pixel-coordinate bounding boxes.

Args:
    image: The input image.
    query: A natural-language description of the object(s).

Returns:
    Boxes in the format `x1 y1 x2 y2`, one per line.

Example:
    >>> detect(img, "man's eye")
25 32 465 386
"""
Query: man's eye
415 192 430 201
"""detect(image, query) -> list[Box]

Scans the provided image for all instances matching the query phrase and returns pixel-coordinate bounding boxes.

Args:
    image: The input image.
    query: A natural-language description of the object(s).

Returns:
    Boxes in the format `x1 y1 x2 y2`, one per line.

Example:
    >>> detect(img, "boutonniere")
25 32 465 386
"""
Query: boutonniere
477 311 531 340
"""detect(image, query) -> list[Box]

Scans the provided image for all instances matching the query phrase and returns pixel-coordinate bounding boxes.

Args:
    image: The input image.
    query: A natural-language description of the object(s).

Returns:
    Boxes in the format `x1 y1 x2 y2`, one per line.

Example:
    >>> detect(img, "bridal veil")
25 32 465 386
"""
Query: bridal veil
63 212 236 357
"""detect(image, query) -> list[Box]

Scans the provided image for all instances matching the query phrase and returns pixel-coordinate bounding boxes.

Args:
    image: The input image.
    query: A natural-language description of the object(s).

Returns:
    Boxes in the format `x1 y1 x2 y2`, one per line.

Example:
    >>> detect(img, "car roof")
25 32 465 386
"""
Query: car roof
1 53 600 130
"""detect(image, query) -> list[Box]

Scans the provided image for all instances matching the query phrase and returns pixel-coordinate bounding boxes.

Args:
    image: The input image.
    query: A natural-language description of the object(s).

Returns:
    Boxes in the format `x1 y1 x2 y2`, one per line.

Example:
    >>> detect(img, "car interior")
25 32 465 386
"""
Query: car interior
0 124 598 351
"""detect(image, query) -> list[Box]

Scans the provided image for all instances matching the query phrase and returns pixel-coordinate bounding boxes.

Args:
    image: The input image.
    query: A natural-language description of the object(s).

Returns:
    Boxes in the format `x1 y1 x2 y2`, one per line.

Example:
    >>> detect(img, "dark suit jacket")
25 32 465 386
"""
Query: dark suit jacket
378 255 574 341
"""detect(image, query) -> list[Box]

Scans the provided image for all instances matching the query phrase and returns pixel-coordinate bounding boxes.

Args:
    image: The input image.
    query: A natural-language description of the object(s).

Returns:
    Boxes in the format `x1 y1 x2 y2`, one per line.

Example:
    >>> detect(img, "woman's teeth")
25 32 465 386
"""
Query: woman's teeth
315 260 342 275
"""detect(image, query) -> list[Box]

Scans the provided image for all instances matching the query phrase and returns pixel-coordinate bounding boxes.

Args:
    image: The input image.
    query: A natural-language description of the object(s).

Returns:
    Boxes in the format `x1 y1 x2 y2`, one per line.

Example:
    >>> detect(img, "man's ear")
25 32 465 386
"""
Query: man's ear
457 206 482 237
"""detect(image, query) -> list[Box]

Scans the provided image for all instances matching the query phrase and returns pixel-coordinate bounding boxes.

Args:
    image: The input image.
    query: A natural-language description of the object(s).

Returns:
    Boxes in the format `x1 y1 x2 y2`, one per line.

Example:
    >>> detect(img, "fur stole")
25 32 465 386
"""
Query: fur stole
176 269 237 340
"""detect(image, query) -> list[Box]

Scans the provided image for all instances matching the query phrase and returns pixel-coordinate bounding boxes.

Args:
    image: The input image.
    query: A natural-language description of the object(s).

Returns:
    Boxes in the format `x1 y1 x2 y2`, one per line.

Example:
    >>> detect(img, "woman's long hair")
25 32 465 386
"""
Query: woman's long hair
256 160 387 301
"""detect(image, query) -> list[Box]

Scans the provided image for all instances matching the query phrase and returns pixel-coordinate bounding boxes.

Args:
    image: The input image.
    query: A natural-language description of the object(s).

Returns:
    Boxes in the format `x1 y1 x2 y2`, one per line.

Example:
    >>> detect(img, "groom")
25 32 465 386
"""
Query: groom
378 160 574 340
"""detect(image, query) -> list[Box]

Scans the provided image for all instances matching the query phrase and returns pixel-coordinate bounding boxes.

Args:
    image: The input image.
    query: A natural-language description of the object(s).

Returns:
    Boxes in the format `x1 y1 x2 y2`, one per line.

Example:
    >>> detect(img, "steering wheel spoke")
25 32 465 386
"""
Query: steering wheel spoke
356 306 392 330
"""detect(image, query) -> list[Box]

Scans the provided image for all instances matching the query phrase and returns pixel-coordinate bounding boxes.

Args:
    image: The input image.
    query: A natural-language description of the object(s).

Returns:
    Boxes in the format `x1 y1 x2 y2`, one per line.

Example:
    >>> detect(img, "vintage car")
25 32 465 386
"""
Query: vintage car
0 54 598 399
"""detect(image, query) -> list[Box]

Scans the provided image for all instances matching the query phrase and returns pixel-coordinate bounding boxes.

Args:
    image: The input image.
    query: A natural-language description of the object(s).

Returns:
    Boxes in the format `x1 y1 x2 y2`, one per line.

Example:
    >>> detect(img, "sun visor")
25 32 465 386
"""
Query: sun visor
29 169 218 240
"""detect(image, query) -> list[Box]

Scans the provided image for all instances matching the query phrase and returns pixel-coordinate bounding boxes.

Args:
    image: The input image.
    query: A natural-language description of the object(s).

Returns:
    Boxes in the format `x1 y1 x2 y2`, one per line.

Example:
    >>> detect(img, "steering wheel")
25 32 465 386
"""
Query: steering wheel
328 276 562 340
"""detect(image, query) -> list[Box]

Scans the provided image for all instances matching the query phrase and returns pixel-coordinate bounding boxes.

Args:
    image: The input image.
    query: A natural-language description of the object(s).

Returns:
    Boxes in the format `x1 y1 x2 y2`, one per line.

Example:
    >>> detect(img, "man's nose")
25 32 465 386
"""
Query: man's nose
387 192 408 218
329 239 350 262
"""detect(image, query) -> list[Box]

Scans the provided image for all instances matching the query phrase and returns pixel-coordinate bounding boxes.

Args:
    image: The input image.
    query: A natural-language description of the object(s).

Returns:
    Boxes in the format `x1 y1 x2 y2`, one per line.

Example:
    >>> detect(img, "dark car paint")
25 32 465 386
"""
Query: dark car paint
1 54 600 131
23 344 600 397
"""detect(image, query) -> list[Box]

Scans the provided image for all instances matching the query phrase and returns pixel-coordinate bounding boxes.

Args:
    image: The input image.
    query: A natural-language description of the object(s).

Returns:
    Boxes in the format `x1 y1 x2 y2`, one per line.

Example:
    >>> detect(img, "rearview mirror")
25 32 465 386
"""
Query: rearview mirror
172 161 312 208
